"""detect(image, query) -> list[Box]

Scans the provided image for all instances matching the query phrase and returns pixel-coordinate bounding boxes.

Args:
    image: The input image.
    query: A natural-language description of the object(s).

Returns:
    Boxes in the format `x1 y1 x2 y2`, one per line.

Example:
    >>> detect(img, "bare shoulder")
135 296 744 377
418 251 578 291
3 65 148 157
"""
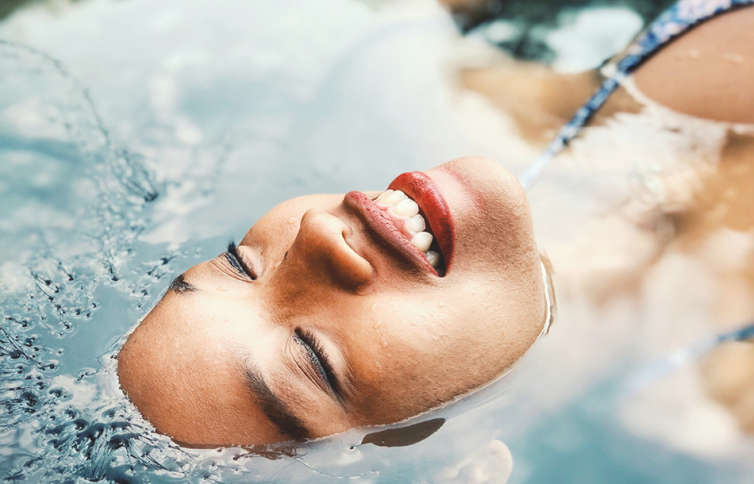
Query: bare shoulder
634 5 754 123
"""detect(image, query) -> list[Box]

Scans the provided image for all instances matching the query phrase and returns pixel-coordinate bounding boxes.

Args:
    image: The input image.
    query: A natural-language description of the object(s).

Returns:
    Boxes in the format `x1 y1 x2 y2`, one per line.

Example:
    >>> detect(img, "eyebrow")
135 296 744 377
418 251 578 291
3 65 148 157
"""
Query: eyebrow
168 274 198 293
170 270 309 439
244 365 309 441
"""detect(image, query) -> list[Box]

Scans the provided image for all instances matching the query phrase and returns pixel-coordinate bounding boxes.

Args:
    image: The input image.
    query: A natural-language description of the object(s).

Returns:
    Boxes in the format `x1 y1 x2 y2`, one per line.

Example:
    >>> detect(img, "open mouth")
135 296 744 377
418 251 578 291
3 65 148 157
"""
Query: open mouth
388 171 454 275
373 189 441 269
343 171 454 277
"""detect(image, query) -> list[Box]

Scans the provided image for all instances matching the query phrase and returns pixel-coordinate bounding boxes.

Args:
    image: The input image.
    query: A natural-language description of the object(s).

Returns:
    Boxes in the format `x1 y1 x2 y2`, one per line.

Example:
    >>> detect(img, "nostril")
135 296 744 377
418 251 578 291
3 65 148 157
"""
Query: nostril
291 209 375 291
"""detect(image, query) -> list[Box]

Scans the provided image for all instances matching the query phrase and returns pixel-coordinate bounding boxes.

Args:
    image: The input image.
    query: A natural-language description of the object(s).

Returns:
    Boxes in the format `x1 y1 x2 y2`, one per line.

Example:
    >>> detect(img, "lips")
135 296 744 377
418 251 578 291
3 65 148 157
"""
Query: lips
388 172 455 269
343 171 455 277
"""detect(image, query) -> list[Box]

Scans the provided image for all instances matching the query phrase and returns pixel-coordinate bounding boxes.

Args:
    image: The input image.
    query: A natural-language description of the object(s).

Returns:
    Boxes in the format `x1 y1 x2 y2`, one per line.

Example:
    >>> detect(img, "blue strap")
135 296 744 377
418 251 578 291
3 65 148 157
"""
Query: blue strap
519 0 754 190
514 0 754 391
625 323 754 394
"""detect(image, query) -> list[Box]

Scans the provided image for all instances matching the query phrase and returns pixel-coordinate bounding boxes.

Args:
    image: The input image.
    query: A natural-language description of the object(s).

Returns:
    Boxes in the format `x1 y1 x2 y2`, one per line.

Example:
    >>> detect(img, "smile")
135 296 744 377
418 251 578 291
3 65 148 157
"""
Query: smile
374 190 441 269
343 171 455 277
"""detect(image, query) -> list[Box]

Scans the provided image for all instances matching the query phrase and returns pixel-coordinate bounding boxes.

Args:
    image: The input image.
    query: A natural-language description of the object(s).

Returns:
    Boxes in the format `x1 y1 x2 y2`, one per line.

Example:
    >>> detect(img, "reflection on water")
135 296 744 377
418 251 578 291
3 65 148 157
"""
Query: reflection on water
1 0 753 483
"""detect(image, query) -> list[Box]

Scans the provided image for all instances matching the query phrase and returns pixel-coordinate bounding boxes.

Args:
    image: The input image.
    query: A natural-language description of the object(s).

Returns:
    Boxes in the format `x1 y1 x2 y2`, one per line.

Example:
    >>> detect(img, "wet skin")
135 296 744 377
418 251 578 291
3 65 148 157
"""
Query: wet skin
117 156 547 446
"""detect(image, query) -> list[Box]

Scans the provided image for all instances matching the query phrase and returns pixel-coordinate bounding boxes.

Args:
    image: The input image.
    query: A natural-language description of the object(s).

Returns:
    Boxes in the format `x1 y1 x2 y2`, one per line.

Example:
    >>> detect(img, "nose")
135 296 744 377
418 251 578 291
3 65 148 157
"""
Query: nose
283 209 375 292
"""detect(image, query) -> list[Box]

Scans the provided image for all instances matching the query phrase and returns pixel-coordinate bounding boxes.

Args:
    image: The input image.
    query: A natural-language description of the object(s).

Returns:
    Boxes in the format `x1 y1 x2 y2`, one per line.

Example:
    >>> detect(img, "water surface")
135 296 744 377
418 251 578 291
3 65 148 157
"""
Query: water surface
1 1 753 482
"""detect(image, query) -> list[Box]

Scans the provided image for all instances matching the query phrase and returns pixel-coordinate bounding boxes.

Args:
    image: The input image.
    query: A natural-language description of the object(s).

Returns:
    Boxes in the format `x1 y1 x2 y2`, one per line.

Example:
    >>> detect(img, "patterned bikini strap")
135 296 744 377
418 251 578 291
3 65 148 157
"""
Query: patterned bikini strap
625 322 754 394
518 0 754 384
518 0 754 191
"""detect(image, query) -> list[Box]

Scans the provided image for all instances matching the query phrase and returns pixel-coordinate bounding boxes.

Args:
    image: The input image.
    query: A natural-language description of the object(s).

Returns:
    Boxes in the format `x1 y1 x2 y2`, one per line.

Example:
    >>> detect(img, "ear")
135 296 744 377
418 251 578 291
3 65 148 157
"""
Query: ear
361 418 445 448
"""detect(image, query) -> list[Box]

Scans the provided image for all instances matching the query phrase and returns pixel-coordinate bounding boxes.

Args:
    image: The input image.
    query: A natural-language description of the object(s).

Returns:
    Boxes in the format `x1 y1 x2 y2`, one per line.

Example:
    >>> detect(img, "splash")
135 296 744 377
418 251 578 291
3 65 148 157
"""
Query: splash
0 39 182 483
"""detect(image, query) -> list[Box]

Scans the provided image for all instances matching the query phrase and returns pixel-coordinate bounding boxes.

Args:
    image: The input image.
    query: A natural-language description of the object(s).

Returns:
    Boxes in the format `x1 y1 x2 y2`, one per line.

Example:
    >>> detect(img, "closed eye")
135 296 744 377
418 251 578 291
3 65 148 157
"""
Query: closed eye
225 241 257 280
293 328 342 403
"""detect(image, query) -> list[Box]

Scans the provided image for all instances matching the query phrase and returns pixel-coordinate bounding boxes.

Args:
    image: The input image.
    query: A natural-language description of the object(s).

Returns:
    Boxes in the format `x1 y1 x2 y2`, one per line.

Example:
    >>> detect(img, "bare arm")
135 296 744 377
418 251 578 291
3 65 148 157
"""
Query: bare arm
635 5 754 124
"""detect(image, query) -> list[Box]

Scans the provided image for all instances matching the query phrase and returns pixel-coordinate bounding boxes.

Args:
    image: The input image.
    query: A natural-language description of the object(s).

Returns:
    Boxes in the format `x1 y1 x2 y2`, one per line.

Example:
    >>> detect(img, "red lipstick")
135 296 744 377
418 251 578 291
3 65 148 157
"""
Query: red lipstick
388 171 455 272
343 191 436 275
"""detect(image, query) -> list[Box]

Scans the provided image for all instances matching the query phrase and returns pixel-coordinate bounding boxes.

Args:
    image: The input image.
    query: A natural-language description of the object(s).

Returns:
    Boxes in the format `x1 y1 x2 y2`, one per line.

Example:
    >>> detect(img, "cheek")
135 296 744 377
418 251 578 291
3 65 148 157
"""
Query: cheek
353 296 452 370
461 211 538 278
241 214 298 262
425 279 541 365
345 300 492 420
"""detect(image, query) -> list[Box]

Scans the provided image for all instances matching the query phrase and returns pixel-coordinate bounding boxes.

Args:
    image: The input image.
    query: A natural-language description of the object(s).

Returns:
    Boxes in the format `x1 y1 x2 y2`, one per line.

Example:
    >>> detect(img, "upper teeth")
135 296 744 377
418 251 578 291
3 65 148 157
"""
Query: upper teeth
375 189 441 269
407 214 425 233
411 231 433 252
393 199 419 217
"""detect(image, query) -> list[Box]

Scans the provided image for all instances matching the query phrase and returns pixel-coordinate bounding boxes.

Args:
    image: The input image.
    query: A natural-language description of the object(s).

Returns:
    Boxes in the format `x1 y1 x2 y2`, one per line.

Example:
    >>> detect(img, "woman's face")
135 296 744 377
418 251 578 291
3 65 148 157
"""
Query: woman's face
117 156 547 446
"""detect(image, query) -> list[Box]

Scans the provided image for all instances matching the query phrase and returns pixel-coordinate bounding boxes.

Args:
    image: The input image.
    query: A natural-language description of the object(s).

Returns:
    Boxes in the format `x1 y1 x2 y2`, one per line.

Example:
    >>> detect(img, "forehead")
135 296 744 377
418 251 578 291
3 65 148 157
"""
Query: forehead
128 289 260 379
118 295 288 443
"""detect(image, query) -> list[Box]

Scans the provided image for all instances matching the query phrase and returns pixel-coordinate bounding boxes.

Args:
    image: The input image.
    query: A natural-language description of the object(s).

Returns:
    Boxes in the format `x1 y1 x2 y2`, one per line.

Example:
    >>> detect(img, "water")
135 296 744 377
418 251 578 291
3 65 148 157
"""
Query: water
2 0 754 482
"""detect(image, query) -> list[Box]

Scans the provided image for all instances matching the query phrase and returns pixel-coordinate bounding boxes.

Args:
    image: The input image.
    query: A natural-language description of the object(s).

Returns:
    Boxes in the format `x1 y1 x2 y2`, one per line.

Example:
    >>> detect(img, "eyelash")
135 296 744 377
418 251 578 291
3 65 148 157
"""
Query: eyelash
294 328 340 398
225 241 256 280
224 243 339 397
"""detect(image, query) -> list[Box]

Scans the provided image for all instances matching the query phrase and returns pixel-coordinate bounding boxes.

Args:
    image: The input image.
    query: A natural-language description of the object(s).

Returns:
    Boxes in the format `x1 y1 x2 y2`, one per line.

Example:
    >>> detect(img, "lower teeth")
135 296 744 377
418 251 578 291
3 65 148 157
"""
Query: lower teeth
426 250 440 268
